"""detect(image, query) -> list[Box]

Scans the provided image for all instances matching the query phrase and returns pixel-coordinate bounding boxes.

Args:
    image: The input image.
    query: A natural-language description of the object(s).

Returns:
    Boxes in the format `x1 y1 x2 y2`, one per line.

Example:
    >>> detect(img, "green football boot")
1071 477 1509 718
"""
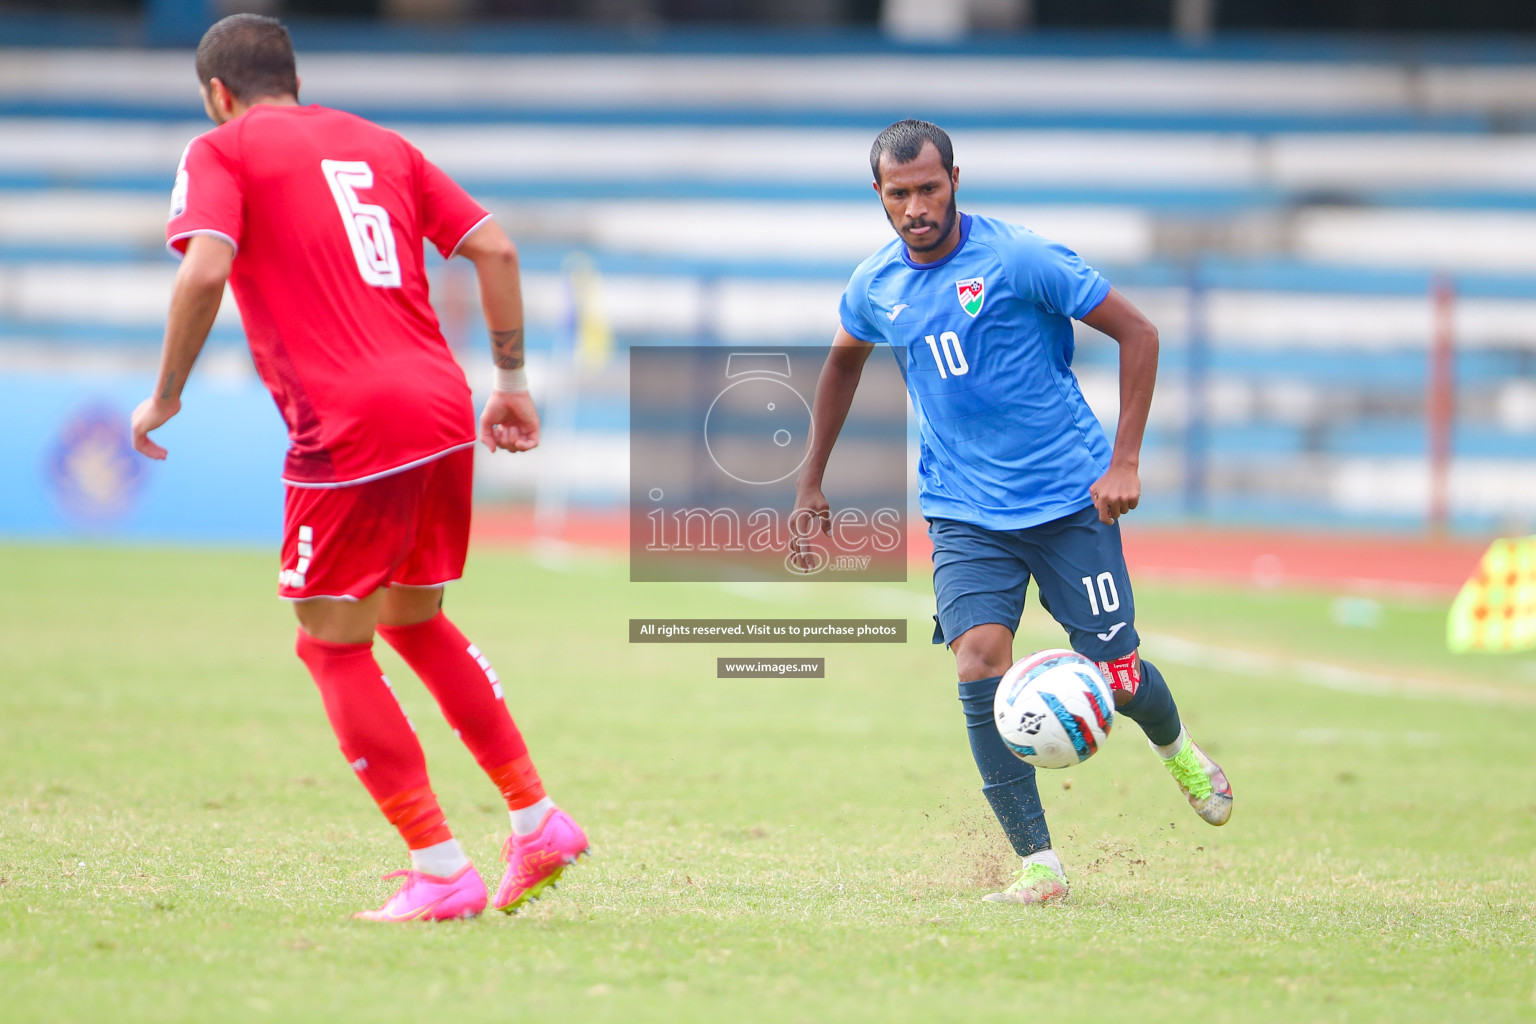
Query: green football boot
1159 734 1233 826
982 861 1069 905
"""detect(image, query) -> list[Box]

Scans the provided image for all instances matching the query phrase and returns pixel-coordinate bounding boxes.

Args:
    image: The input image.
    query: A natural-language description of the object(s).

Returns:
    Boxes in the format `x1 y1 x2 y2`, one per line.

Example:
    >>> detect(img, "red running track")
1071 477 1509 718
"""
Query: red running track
472 508 1488 597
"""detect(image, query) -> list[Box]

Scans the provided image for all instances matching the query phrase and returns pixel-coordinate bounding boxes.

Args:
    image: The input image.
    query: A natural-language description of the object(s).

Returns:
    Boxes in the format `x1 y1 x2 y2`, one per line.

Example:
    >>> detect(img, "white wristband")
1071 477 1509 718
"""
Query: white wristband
493 366 529 394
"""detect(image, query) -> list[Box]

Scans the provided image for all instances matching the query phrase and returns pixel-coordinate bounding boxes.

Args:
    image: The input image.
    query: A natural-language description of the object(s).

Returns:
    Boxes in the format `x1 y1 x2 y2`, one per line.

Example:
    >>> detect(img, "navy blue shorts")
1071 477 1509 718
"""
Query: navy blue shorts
929 503 1140 662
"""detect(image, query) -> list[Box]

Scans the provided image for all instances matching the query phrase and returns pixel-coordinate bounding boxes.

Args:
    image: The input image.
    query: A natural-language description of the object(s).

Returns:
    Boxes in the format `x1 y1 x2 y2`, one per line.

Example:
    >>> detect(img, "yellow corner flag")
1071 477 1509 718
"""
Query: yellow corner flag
563 252 613 371
1447 536 1536 653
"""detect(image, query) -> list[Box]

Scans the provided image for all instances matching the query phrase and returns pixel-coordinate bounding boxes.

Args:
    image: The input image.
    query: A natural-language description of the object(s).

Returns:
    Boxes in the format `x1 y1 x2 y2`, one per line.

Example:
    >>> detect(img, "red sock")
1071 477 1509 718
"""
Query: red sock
378 612 547 810
294 630 452 849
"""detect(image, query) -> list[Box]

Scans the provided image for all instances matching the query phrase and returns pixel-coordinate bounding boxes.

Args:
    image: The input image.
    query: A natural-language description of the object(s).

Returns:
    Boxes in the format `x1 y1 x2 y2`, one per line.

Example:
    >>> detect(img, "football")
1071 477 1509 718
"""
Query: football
994 649 1116 768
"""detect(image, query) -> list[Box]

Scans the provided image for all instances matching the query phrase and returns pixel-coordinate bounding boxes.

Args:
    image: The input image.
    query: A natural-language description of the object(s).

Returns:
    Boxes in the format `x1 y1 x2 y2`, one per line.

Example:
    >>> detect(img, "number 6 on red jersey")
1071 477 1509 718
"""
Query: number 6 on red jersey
321 159 401 288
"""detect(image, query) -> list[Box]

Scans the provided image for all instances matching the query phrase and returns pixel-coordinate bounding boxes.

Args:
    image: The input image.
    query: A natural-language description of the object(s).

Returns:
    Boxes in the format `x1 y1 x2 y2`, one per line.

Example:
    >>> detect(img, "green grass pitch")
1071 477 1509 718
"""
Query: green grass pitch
2 542 1535 1023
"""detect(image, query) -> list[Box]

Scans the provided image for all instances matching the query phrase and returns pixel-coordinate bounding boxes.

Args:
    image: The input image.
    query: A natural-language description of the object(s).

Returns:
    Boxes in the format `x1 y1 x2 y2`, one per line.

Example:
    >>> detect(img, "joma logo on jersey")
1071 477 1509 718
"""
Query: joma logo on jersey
956 278 985 317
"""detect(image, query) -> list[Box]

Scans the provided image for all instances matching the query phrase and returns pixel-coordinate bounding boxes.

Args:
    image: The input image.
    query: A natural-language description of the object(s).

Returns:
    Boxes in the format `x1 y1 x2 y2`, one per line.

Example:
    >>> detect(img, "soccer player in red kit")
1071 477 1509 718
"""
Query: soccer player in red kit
130 14 587 922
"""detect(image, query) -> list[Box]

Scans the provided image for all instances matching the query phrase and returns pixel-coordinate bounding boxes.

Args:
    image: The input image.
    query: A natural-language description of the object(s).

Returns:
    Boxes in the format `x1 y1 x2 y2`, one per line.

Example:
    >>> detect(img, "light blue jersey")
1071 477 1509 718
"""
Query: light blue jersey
839 213 1113 531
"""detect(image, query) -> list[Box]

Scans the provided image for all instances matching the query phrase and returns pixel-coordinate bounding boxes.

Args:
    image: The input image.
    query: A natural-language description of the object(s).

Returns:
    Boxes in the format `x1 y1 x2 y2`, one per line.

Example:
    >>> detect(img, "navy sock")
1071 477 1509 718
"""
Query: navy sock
957 675 1051 856
1117 657 1182 748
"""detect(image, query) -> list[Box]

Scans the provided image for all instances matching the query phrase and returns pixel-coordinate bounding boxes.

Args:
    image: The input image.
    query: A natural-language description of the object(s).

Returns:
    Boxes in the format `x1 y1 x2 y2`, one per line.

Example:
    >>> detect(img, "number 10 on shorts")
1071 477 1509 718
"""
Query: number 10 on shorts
1082 572 1120 615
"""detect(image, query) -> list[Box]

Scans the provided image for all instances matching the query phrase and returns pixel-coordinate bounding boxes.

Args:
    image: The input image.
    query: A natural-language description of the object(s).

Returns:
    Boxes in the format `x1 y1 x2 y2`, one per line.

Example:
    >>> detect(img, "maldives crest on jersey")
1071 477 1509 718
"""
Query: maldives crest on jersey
956 277 985 317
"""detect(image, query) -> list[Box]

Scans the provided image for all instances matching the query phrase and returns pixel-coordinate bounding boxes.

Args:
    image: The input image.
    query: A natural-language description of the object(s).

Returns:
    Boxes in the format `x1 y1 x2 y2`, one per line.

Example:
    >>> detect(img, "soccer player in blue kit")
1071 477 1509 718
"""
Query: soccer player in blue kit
793 120 1233 904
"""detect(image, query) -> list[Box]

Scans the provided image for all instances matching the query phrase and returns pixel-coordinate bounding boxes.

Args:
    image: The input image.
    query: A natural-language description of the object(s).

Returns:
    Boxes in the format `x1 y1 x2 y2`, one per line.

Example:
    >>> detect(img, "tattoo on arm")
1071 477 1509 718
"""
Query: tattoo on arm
490 327 524 370
159 372 177 401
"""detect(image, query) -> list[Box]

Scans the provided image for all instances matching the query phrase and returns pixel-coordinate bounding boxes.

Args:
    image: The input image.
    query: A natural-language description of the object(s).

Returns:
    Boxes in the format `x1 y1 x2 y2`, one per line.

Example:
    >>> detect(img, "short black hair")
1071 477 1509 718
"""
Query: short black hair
195 14 298 102
869 120 954 182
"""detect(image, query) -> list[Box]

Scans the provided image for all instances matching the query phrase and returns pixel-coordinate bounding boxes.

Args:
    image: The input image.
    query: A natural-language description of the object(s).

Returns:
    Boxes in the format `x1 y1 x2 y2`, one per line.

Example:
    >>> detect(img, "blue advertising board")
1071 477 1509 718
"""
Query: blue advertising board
0 370 287 543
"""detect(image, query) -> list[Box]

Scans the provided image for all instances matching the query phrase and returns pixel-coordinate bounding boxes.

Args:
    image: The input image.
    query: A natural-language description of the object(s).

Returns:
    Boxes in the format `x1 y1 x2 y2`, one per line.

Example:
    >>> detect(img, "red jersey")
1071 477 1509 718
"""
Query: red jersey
166 105 489 486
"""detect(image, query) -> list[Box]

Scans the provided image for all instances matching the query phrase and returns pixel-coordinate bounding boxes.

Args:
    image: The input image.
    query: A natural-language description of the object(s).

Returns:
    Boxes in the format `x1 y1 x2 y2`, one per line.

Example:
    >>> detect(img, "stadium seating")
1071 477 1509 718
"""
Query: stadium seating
3 40 1534 531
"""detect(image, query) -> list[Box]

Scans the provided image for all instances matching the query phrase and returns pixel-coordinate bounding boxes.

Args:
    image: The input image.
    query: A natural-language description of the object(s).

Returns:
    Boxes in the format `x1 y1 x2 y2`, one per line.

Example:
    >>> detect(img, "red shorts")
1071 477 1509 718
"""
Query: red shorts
278 447 473 601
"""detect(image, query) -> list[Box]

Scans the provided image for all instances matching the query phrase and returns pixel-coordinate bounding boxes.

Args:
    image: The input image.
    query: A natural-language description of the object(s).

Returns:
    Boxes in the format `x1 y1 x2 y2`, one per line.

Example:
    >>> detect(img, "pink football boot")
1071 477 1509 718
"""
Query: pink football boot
353 863 487 922
494 808 589 913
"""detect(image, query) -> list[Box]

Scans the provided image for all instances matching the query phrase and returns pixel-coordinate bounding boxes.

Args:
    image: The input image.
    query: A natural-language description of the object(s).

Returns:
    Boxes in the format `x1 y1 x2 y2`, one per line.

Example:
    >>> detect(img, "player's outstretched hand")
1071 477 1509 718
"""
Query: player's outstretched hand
479 391 540 453
130 396 181 460
789 484 831 573
1089 462 1140 525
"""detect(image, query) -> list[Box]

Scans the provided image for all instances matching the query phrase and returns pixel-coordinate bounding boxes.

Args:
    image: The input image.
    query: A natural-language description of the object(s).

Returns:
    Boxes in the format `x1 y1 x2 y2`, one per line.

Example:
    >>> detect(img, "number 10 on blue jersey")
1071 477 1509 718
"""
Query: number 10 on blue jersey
924 332 970 378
